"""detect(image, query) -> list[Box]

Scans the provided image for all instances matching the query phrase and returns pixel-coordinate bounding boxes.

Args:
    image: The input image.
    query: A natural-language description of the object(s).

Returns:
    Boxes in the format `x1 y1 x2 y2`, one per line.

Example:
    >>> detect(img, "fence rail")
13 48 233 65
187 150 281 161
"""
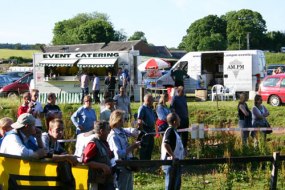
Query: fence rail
116 152 284 190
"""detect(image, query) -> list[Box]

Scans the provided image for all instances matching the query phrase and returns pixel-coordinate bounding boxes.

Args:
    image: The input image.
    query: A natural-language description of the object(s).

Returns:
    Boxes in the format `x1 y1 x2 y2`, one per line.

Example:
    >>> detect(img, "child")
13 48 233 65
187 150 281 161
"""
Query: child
41 118 77 165
43 93 62 130
161 113 184 190
0 117 13 146
100 98 114 121
30 89 44 130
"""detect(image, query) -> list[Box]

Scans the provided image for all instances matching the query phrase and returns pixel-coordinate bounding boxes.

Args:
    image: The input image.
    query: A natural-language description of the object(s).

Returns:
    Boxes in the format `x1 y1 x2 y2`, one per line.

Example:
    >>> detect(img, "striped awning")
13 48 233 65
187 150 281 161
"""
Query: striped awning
77 58 117 68
39 59 78 67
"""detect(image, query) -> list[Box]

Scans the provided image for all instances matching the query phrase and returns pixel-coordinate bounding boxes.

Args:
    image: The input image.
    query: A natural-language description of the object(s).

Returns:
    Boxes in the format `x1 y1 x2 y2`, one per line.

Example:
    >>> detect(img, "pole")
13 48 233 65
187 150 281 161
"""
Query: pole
270 152 280 190
247 33 250 50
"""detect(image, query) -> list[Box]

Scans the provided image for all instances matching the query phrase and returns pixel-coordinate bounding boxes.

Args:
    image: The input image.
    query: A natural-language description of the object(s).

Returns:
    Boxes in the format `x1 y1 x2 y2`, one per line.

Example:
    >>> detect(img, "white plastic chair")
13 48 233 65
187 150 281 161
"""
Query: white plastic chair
223 86 236 101
211 84 225 101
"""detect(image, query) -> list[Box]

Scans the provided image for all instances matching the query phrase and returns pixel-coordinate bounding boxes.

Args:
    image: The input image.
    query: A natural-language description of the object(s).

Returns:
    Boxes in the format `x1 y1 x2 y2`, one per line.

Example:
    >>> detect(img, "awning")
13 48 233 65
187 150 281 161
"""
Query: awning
39 59 78 67
77 58 118 68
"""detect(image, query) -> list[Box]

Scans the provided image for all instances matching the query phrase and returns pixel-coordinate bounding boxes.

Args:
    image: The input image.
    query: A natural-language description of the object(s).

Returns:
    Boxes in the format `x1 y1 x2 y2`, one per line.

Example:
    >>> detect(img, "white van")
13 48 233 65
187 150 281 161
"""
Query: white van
158 50 266 99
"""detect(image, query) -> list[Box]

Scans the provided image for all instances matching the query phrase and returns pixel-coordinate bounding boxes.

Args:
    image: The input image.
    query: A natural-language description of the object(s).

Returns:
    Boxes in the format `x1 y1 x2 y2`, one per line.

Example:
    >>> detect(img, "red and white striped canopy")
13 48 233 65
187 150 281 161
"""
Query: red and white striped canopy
138 58 170 71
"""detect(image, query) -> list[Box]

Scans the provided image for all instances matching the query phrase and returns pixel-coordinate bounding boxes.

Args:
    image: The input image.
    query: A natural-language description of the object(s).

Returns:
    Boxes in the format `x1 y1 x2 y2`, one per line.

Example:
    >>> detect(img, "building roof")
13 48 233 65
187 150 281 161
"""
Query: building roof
41 41 185 61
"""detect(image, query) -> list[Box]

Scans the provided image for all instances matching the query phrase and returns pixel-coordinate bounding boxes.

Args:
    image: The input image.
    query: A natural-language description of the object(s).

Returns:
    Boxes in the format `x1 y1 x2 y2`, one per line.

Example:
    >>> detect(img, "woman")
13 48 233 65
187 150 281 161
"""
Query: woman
71 95 97 135
238 93 252 145
107 110 140 190
156 93 171 133
251 94 270 142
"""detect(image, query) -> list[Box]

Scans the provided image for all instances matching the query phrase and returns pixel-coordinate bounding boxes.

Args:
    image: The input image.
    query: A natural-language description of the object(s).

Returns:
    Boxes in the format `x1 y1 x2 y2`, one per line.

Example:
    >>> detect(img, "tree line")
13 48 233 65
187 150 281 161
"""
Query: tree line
179 9 285 52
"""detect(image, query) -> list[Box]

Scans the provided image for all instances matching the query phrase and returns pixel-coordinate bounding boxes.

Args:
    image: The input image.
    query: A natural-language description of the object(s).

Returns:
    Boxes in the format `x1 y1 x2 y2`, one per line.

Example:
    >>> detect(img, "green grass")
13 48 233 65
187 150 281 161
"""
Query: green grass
265 52 285 64
0 49 39 59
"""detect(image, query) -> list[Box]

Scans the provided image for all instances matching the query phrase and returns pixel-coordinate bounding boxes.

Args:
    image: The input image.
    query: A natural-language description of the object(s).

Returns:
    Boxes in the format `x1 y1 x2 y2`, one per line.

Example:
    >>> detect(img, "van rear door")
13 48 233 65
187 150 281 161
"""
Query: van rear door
224 53 253 91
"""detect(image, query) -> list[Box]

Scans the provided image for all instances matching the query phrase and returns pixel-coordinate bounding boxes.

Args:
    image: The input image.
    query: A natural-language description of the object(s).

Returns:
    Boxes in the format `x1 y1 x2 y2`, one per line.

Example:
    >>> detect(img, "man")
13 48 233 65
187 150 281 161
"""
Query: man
171 68 188 87
0 113 46 159
113 87 132 121
137 94 156 160
83 121 115 190
92 74 100 104
80 71 90 103
105 71 116 97
170 86 189 150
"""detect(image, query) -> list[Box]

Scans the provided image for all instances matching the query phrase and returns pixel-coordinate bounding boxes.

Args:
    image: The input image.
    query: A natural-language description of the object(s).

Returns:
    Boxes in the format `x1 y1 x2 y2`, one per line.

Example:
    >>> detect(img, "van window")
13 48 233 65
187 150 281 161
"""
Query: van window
280 78 285 88
263 77 279 87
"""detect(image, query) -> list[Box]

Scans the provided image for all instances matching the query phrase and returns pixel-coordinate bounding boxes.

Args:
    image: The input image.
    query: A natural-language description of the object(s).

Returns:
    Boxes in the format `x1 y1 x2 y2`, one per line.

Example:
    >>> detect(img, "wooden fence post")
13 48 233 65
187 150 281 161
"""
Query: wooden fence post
270 152 280 190
168 159 179 190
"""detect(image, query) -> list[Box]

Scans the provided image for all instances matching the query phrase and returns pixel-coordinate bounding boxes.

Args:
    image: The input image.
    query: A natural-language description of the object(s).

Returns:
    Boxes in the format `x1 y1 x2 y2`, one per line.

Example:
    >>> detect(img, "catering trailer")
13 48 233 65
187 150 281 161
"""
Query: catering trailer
32 50 142 103
158 50 266 99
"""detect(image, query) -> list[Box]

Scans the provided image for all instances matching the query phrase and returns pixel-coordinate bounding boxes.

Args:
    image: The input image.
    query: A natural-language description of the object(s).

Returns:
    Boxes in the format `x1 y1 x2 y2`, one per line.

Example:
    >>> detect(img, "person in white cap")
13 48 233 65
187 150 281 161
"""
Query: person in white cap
0 113 46 159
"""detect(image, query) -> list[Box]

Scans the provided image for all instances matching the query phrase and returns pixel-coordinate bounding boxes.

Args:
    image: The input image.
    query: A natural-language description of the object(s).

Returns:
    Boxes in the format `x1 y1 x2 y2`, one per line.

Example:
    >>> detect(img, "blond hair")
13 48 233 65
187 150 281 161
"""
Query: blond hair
49 118 64 130
0 117 13 129
109 110 124 129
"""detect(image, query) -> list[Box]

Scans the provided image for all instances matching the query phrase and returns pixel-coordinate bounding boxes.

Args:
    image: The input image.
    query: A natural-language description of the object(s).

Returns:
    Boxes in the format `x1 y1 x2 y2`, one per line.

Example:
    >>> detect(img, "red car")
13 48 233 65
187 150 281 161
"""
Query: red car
258 73 285 106
0 72 33 98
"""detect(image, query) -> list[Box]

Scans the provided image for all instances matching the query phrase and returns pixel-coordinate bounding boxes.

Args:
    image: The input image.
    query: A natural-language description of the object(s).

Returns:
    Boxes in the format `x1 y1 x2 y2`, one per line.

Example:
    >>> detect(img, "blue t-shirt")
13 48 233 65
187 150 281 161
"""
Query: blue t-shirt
137 104 156 132
170 95 189 119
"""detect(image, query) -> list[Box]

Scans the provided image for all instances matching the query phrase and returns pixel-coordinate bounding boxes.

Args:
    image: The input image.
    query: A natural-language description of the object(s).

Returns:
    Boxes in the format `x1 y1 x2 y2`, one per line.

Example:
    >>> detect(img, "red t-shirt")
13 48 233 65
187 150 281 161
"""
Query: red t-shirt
17 105 29 117
83 140 113 163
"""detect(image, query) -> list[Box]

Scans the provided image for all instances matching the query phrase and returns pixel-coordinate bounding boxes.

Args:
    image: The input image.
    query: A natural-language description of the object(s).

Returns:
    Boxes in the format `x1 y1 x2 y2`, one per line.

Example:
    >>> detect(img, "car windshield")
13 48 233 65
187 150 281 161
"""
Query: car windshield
267 65 285 70
263 77 280 87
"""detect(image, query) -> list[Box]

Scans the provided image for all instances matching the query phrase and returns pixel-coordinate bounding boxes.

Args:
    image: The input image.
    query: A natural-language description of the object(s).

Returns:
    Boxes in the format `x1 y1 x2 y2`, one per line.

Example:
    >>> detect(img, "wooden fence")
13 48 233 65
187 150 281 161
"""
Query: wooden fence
117 152 284 190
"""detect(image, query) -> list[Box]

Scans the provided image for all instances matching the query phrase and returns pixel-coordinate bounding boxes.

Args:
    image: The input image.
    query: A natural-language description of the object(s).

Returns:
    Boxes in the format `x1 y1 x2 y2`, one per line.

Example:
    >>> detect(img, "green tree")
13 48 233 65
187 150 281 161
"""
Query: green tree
77 19 114 43
128 31 147 43
52 12 116 45
114 29 127 41
224 9 267 50
265 31 285 52
178 15 227 51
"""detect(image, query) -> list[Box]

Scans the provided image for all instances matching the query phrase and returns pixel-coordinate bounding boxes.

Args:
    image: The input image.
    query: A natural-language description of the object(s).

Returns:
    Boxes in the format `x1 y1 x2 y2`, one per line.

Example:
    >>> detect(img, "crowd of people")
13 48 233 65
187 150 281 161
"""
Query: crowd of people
0 75 190 190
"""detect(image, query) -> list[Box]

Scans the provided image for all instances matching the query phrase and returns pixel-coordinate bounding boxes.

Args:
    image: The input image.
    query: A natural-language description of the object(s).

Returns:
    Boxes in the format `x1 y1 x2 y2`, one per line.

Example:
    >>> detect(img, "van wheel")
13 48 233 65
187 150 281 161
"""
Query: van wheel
7 92 18 98
269 95 281 106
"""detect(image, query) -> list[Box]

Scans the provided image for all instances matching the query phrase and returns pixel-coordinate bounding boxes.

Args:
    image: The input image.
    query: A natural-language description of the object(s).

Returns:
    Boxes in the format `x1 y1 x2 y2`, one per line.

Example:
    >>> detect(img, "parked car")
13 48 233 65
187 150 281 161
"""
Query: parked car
2 71 31 82
266 64 285 75
0 72 33 97
0 75 13 89
258 73 285 106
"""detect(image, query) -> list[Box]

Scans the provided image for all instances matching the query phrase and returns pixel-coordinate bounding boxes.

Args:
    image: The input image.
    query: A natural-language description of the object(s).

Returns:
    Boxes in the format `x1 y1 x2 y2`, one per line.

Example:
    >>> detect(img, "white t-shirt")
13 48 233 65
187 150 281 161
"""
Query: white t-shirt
92 76 100 91
74 133 96 162
31 100 43 127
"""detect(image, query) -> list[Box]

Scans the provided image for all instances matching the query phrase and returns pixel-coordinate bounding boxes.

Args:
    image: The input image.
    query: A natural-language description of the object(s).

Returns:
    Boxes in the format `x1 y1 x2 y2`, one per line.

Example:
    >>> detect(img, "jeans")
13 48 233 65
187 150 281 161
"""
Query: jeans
139 134 154 160
81 87 89 102
116 167 133 190
238 120 249 145
162 165 182 190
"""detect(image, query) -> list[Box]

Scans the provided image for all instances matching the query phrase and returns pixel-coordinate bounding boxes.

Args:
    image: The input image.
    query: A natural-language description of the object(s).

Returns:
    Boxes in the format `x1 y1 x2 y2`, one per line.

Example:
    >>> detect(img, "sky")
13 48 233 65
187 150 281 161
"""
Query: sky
0 0 284 48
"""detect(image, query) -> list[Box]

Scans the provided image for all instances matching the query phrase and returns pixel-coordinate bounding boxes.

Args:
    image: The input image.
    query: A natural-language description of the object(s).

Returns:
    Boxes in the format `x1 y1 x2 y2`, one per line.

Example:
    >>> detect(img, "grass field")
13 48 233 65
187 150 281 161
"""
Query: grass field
0 49 39 59
1 98 285 189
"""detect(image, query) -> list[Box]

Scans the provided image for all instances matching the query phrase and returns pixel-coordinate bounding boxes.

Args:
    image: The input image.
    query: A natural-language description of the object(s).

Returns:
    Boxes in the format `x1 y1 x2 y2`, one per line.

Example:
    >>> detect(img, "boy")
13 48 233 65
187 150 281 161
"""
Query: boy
100 98 114 121
161 113 184 190
41 118 77 165
43 93 62 130
30 89 44 130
